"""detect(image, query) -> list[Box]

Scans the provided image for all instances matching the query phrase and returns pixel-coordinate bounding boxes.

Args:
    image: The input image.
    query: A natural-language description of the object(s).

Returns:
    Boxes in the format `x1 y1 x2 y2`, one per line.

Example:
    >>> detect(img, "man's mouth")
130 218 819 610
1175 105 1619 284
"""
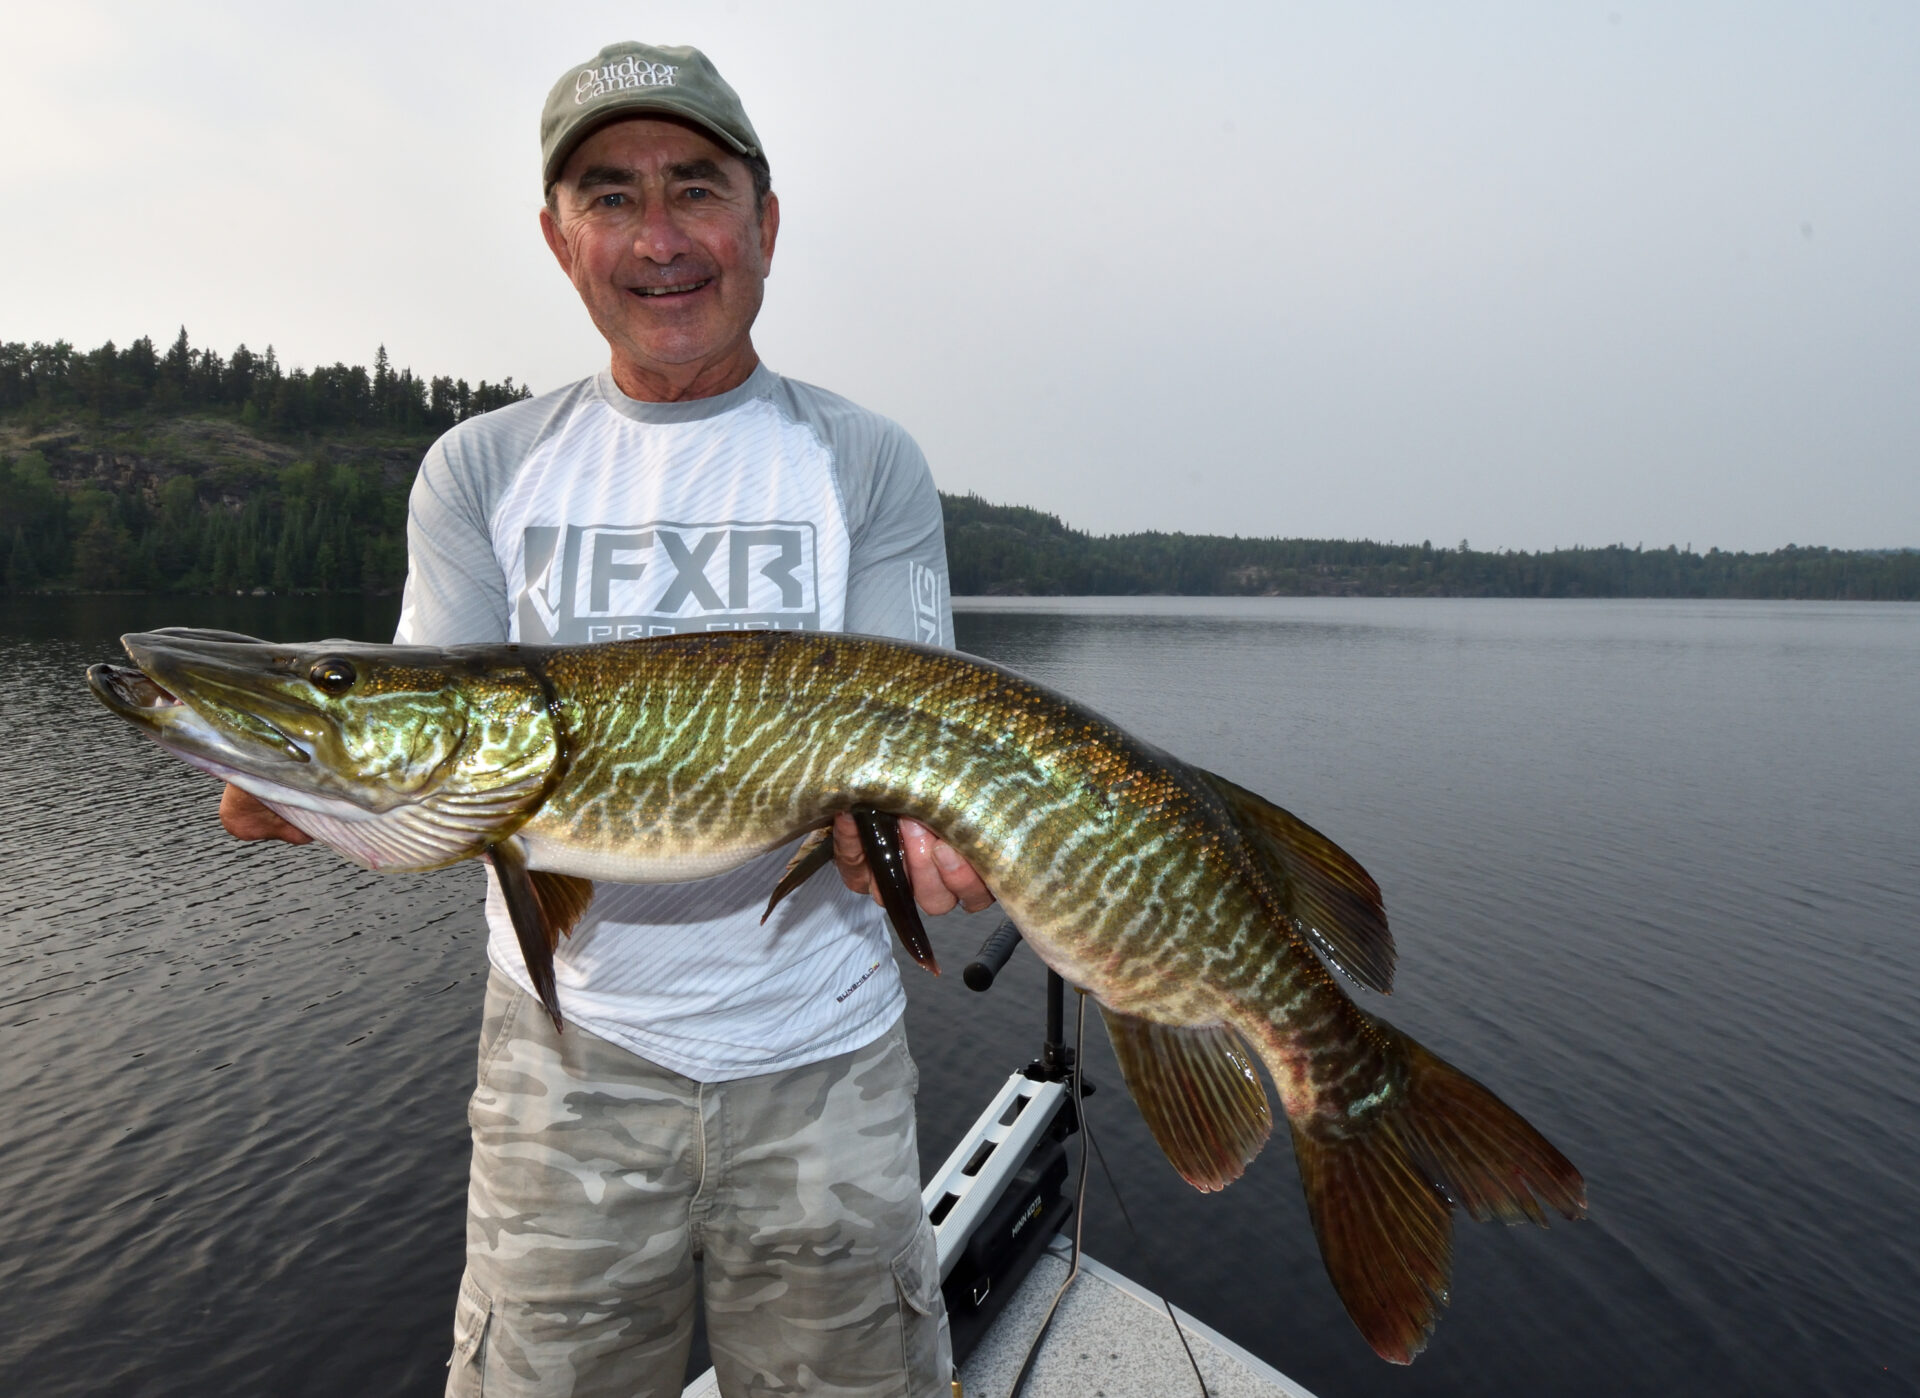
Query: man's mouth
629 278 713 299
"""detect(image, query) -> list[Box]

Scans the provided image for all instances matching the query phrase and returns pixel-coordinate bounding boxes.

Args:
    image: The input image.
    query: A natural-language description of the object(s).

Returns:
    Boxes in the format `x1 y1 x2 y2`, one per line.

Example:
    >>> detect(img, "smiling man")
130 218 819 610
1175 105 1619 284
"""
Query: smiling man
220 39 978 1398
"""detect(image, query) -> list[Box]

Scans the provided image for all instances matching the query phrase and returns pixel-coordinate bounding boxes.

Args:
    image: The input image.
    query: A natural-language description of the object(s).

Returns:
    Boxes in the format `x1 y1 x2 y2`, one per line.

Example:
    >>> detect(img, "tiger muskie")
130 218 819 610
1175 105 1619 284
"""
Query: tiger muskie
88 626 1584 1362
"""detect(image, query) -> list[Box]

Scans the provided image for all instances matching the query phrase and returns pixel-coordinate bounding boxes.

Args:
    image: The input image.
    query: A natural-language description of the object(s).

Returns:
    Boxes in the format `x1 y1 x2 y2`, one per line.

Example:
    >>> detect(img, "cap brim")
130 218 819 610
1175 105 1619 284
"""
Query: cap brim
544 95 756 188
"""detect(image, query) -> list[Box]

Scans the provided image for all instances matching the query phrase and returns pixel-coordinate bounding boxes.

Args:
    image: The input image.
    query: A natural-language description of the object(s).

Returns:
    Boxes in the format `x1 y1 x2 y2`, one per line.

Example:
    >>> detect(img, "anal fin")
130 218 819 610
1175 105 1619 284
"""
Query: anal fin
1098 1006 1273 1192
850 807 939 974
1195 768 1395 994
762 827 834 924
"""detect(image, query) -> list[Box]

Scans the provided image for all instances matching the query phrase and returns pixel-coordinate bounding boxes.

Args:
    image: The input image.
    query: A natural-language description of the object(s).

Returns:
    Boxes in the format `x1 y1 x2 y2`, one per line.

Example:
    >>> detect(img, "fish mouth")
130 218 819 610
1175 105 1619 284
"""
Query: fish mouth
89 631 317 769
87 663 184 717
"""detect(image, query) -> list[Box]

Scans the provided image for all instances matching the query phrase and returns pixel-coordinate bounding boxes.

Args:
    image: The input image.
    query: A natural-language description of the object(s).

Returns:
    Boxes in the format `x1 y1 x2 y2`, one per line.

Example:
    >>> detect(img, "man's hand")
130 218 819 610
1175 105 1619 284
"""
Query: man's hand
832 813 994 916
219 784 312 844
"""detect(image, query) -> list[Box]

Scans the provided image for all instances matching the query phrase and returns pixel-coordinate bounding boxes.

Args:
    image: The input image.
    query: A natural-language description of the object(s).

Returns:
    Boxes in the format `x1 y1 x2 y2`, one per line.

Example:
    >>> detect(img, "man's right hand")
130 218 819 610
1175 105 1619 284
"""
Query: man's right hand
220 784 312 844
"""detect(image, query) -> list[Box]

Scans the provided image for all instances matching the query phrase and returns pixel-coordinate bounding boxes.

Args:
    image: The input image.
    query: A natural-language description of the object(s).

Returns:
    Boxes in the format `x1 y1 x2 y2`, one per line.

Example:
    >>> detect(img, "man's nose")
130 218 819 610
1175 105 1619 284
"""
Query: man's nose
631 198 696 261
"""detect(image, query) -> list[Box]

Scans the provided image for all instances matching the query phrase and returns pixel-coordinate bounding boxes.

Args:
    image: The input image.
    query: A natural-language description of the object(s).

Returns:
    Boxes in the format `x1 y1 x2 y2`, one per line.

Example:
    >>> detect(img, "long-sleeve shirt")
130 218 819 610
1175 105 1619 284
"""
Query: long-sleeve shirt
395 363 954 1080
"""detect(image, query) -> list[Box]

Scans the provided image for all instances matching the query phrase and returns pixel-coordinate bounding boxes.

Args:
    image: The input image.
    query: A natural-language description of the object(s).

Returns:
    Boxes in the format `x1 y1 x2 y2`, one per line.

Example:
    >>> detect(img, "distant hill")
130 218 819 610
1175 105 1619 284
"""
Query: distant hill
941 494 1920 601
0 330 524 594
3 332 1914 601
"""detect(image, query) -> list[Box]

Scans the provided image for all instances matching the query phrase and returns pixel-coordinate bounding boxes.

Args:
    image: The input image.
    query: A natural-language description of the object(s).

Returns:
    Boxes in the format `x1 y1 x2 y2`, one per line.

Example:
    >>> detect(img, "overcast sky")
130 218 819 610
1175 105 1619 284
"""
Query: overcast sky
4 2 1915 551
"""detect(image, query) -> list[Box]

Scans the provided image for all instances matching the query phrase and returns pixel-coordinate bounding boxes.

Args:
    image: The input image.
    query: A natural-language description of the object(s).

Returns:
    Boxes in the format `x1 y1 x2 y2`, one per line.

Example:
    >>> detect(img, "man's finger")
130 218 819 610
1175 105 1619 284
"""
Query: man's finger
836 812 997 915
932 838 997 913
830 811 872 895
896 818 959 917
933 837 998 910
900 817 996 915
220 784 313 844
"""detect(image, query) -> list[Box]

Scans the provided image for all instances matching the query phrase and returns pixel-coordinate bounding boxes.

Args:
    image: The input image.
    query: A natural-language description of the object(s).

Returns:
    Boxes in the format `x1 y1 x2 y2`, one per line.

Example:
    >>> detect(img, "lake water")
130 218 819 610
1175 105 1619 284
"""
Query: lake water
2 595 1916 1397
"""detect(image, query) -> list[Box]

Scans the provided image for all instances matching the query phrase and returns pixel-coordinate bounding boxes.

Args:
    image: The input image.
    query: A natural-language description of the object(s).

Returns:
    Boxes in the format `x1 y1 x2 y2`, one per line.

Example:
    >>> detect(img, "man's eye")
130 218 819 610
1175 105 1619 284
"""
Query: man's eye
596 192 628 208
683 187 710 200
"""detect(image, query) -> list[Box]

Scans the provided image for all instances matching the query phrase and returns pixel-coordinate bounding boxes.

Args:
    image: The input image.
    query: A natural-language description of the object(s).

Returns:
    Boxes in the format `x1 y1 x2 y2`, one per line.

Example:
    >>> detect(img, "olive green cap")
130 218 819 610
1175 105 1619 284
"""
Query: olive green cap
540 42 763 190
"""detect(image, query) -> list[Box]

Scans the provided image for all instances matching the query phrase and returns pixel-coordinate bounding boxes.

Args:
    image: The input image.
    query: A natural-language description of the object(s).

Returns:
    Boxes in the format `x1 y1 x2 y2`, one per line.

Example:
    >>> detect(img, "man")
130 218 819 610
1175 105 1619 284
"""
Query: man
221 41 984 1398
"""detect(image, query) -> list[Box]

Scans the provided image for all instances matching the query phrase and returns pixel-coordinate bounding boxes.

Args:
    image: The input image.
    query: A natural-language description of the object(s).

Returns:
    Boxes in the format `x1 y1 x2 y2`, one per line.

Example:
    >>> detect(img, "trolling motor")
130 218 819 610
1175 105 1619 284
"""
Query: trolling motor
921 918 1090 1363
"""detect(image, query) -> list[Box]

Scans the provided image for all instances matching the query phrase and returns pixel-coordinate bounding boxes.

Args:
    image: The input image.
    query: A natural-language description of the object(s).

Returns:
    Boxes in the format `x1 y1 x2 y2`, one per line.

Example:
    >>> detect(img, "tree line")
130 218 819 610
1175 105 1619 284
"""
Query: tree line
941 495 1919 601
0 330 535 594
1 335 1913 600
1 329 530 434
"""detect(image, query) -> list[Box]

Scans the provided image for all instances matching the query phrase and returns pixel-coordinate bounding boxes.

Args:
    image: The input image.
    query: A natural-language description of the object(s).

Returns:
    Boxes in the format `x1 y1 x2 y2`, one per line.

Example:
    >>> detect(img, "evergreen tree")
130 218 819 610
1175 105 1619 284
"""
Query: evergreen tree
5 527 34 591
73 514 132 589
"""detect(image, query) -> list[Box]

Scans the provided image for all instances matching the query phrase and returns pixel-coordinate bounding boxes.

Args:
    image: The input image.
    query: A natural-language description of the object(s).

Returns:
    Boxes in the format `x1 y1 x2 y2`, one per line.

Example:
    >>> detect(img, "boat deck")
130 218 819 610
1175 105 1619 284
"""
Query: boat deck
684 1237 1315 1398
960 1239 1315 1398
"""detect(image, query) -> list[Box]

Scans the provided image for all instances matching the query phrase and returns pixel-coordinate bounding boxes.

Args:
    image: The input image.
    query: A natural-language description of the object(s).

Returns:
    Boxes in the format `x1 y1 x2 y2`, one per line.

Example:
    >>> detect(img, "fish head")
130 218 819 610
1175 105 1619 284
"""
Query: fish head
89 628 561 871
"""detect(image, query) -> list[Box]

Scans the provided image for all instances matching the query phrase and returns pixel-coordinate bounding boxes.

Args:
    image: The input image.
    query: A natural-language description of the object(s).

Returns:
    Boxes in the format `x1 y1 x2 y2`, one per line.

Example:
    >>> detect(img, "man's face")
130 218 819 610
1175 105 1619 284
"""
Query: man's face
541 118 778 397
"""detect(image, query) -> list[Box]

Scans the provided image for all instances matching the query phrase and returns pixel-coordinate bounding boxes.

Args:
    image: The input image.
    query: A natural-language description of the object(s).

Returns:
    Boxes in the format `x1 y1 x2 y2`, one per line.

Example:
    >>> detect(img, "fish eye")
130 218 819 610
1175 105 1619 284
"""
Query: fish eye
309 658 357 694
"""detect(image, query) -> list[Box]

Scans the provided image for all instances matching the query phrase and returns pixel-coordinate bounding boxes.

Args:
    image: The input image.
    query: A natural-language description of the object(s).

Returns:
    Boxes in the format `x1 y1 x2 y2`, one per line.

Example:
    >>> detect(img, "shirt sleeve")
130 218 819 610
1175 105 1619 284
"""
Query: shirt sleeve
393 433 512 646
840 427 954 647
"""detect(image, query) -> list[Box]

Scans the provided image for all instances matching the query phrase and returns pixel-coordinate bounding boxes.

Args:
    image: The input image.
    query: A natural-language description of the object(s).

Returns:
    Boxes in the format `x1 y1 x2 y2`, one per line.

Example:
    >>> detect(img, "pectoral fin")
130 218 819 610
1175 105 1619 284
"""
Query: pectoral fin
1098 1006 1273 1192
488 838 570 1033
850 807 939 974
1195 768 1395 994
762 827 835 924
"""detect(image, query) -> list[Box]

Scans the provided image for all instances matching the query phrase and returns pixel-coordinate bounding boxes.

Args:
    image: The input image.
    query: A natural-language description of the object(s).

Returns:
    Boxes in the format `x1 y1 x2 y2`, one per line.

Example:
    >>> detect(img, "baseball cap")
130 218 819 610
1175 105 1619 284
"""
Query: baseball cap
540 42 763 190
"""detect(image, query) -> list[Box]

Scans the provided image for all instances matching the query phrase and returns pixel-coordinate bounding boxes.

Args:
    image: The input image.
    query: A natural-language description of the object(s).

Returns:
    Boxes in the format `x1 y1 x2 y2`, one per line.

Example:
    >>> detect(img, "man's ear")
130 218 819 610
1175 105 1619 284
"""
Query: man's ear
758 191 780 272
540 203 575 278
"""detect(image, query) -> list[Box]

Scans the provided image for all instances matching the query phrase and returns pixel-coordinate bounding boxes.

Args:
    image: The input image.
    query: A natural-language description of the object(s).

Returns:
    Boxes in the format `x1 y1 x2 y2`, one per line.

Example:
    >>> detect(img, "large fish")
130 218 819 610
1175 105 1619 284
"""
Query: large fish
88 626 1584 1362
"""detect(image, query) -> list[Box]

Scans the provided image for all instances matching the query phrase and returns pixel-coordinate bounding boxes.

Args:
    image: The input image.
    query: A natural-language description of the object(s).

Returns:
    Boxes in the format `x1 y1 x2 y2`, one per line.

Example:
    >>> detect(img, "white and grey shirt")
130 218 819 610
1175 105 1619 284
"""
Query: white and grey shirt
395 363 953 1081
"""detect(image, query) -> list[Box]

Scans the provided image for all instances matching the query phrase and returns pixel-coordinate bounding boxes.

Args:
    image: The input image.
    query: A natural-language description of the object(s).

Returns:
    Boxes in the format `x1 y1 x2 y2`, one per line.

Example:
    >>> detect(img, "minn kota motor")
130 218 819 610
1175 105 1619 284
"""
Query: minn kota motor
919 918 1091 1363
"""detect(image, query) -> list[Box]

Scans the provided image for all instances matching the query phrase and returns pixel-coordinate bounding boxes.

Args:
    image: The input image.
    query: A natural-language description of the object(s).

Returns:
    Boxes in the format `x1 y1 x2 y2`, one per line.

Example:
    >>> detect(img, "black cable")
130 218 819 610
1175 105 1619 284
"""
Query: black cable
1081 1106 1213 1398
1007 991 1089 1398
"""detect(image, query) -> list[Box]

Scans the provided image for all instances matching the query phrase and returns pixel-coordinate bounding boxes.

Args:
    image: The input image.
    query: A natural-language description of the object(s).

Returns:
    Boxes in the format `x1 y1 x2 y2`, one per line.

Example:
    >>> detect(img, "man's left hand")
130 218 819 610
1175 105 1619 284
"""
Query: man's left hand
831 813 995 916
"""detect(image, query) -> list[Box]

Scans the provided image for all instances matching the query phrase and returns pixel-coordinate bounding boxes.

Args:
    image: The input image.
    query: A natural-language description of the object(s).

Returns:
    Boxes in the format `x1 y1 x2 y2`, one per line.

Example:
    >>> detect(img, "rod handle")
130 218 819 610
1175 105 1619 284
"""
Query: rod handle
963 918 1023 991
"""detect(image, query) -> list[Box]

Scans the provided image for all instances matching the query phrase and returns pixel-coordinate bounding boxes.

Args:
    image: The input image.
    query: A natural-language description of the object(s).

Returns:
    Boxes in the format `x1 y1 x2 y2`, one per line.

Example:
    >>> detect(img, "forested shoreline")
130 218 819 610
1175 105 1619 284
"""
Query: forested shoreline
2 332 1914 600
0 331 528 595
941 496 1920 601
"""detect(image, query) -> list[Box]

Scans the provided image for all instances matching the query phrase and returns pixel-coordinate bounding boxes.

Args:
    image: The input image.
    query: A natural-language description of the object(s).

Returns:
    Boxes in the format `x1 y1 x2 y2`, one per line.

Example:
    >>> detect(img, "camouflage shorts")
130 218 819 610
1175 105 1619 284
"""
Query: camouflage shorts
444 972 951 1398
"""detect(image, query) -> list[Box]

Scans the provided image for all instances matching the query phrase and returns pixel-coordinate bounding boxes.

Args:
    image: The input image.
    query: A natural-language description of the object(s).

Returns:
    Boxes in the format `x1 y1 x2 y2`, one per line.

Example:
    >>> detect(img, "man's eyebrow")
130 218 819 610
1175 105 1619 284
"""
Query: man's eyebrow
666 159 732 186
576 165 640 190
571 160 734 191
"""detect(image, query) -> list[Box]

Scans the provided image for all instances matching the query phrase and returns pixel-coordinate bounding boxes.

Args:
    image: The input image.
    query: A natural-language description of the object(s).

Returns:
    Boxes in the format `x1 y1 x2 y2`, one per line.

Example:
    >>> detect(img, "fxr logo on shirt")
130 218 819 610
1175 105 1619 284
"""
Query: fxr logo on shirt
518 521 820 643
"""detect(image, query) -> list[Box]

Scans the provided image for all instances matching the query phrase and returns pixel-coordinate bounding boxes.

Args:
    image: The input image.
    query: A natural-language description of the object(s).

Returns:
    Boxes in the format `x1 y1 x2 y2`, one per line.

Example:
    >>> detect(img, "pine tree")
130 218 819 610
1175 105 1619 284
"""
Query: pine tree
5 527 34 591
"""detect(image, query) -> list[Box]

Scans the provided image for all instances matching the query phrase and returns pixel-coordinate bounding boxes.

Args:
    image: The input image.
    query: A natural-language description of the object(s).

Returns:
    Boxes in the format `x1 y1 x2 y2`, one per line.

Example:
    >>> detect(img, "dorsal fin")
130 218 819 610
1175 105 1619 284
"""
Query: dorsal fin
1193 769 1395 994
1098 1006 1273 1192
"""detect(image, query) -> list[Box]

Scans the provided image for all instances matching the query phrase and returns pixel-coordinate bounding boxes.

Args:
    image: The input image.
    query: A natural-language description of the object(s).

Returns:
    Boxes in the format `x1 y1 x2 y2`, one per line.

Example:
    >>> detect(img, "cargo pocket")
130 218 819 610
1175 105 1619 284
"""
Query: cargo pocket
446 1272 493 1397
891 1224 950 1398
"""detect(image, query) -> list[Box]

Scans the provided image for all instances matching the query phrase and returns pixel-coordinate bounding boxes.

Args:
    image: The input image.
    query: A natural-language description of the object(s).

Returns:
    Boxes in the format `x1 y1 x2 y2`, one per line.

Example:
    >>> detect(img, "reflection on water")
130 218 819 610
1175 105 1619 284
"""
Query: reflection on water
2 596 1917 1396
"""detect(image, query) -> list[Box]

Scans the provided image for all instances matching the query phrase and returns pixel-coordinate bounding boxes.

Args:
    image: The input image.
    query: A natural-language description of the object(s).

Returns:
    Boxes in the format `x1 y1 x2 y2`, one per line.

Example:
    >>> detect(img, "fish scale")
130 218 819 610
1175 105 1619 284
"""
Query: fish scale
89 625 1584 1365
534 635 1394 1097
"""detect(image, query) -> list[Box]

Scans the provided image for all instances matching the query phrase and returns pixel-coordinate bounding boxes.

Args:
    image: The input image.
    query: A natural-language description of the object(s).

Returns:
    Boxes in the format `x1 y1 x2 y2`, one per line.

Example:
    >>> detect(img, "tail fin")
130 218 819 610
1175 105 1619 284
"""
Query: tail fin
1289 1028 1586 1364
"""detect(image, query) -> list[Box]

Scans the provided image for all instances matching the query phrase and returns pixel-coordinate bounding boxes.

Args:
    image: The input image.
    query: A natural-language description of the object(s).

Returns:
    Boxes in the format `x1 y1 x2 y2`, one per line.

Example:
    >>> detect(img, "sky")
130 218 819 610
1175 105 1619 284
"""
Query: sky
3 1 1916 552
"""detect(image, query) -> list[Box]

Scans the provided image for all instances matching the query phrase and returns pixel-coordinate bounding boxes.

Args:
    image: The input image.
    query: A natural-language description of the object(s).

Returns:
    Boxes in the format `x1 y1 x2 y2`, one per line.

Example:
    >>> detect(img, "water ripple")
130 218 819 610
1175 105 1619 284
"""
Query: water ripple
2 598 1916 1396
